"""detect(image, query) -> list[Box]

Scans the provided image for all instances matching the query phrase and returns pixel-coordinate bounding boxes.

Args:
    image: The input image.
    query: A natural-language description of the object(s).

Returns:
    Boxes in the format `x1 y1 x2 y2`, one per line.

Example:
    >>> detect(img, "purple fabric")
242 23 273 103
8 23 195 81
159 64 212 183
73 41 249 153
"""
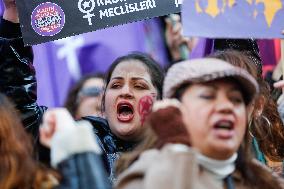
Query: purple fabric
33 18 169 107
190 38 214 59
0 0 3 15
190 38 279 66
258 39 277 66
0 1 168 107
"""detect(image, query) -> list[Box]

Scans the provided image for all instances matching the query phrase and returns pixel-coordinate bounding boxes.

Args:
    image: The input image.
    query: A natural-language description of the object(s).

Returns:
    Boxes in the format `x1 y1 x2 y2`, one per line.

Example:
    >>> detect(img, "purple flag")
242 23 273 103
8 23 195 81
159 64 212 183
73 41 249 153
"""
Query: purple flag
34 18 168 107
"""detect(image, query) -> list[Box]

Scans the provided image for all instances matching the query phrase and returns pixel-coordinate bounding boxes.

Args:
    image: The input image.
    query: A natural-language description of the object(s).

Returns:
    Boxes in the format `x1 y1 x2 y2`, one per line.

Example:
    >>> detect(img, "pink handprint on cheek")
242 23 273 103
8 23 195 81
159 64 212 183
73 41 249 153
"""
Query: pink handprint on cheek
138 94 155 126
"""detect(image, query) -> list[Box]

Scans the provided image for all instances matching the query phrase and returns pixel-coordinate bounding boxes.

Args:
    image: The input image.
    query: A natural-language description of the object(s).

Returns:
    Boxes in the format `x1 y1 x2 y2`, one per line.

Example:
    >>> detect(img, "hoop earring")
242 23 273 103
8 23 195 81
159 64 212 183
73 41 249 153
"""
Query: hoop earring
248 115 272 139
248 118 254 138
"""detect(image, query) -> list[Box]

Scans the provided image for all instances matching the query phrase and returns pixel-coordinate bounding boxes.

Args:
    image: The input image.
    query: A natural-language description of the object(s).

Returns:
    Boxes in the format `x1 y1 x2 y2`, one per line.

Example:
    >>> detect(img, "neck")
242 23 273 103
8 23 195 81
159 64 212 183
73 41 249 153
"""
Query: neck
197 153 237 180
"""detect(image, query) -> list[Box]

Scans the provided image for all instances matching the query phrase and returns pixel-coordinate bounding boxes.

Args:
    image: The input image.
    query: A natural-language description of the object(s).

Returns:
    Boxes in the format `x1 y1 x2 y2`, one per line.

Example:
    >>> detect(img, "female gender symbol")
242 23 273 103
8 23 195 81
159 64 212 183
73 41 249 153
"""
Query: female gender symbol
78 0 96 25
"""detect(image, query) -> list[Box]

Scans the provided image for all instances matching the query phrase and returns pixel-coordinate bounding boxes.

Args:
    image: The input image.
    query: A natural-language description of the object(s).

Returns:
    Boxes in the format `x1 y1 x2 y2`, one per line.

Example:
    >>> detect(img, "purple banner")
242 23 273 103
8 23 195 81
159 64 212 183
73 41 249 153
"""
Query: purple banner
182 0 284 39
33 18 168 107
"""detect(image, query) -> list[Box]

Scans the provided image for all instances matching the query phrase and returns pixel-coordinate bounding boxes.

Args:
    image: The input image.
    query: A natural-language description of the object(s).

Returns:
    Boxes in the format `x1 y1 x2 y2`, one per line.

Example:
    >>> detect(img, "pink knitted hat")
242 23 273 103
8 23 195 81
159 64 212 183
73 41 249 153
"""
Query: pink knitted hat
163 58 259 104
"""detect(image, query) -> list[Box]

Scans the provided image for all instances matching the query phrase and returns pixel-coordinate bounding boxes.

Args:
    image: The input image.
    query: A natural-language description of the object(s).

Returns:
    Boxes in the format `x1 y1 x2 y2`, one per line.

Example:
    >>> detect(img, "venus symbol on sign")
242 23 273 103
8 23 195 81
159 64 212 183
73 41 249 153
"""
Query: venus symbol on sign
78 0 96 25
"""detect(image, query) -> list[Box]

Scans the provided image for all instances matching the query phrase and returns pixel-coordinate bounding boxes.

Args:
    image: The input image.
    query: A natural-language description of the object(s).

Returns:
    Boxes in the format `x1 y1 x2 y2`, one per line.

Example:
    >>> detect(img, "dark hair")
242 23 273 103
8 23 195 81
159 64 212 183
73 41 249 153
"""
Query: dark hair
101 52 164 111
64 73 104 118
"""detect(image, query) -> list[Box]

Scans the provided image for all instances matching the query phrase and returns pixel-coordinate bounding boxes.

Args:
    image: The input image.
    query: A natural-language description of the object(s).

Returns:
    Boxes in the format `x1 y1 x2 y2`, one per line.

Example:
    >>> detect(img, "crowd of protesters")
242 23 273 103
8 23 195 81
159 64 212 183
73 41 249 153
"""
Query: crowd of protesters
1 0 284 189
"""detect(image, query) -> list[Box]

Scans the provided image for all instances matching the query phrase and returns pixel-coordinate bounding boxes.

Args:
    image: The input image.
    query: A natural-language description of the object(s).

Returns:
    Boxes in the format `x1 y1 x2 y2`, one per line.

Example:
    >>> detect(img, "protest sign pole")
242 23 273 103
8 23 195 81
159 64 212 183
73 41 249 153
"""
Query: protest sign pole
169 14 189 60
282 40 284 77
281 39 284 93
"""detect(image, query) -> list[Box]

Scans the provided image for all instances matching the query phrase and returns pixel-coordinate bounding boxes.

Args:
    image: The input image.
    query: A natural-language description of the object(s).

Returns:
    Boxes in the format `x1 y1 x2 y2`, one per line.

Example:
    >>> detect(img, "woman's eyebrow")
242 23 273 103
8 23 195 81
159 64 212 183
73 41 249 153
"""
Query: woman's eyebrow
110 77 123 81
229 87 242 93
201 84 217 90
131 77 150 84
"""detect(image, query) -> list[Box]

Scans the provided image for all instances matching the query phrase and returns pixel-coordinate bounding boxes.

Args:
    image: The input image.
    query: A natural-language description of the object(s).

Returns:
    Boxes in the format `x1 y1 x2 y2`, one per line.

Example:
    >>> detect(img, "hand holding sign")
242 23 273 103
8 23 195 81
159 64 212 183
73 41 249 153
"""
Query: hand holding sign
165 14 197 61
3 0 19 23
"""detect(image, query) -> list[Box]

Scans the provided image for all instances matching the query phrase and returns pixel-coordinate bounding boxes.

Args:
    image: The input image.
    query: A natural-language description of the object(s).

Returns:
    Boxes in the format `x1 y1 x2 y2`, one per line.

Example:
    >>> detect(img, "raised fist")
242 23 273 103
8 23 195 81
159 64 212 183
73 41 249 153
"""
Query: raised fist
3 0 19 23
3 0 17 9
147 99 191 148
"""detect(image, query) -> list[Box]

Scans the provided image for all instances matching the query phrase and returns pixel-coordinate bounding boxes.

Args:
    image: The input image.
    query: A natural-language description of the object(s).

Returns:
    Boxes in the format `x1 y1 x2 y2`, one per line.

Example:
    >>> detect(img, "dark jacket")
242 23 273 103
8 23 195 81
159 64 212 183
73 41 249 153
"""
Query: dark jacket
82 116 136 182
0 18 50 164
56 152 111 189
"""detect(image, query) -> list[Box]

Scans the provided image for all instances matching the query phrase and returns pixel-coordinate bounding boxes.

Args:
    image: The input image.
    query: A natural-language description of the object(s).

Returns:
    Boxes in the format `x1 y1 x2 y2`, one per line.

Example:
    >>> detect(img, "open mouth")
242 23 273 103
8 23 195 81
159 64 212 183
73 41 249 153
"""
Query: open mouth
117 101 134 122
214 120 234 130
213 120 235 139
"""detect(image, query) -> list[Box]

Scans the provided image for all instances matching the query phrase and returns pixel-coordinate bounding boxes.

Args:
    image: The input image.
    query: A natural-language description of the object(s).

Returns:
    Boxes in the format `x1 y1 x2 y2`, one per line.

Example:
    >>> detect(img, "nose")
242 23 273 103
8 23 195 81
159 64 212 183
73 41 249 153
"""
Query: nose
119 84 134 99
215 95 234 114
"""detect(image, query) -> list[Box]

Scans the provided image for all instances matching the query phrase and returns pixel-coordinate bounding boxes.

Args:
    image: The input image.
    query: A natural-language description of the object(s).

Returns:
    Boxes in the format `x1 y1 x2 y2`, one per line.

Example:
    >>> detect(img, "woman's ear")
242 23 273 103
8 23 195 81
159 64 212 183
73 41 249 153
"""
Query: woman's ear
247 102 254 121
253 95 265 117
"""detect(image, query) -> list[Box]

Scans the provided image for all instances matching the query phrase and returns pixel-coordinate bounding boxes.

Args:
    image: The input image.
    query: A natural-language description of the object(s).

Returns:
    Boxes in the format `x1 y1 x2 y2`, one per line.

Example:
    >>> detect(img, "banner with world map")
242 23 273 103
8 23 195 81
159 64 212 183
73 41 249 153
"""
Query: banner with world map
15 0 182 46
182 0 284 39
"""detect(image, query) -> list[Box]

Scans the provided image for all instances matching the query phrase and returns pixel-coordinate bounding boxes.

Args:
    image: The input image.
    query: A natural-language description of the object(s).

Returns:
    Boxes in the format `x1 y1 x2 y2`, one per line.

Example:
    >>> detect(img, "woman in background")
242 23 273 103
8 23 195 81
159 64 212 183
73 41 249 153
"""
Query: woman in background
64 73 105 119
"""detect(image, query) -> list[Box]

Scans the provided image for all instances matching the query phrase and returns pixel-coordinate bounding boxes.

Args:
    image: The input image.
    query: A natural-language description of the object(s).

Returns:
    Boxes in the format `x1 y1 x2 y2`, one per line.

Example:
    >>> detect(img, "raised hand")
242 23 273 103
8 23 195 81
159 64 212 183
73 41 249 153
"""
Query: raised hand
274 80 284 89
148 99 191 148
3 0 16 8
3 0 19 23
164 14 198 61
40 108 76 148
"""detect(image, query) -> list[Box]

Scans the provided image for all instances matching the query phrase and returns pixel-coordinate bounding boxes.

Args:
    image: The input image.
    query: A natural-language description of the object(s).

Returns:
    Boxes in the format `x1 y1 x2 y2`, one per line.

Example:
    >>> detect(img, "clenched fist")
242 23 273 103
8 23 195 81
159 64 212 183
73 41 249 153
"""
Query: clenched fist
3 0 19 23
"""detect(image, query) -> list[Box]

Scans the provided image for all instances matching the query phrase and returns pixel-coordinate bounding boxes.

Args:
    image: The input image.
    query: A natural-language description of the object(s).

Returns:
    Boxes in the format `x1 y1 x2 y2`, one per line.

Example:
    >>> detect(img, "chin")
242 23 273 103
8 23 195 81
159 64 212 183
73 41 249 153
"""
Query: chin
115 125 137 137
210 144 237 159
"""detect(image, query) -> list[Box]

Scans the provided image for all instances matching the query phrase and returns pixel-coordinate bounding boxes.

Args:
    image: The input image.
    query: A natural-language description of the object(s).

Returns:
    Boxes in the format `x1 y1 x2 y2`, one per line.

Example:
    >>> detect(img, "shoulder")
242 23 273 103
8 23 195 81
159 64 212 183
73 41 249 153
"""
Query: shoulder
116 144 197 189
81 116 110 140
251 159 284 187
82 116 109 129
81 116 118 153
115 149 160 189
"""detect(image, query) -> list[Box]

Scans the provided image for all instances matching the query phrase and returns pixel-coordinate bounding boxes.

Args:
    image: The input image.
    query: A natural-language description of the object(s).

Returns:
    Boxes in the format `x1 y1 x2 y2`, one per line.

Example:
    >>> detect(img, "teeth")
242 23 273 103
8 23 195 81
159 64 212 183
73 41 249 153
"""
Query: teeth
215 121 233 130
118 104 133 114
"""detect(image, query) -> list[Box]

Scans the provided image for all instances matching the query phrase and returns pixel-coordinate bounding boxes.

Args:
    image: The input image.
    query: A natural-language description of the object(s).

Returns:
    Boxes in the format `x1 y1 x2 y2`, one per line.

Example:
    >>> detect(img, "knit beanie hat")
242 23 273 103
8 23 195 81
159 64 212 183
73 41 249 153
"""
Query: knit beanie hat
163 58 259 105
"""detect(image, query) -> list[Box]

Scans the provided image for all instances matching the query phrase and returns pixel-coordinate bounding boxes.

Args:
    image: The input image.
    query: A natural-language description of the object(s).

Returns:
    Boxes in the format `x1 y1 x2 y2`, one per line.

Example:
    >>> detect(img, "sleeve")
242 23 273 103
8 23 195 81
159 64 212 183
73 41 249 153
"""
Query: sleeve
52 121 111 189
0 17 49 163
55 153 111 189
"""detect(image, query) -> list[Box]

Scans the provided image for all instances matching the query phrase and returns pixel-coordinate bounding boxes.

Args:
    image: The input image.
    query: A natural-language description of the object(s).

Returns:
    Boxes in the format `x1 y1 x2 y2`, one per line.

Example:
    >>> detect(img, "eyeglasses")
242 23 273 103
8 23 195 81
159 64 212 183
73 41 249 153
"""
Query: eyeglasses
79 87 103 97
